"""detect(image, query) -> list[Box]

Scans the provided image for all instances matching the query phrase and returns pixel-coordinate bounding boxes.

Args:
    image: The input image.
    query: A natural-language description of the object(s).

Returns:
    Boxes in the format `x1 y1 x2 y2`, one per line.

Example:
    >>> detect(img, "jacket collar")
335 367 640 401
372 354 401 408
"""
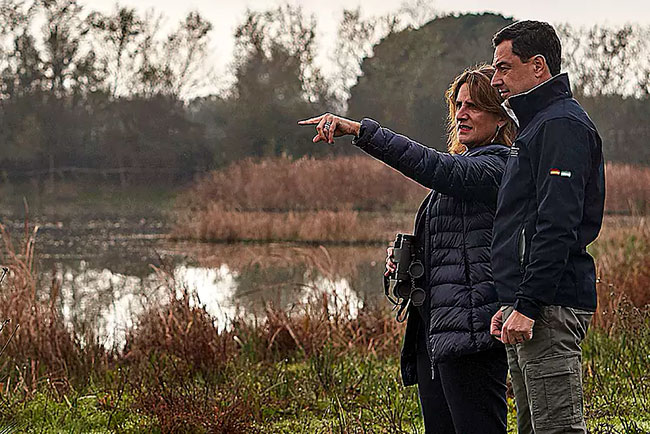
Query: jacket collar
504 73 572 129
463 143 507 157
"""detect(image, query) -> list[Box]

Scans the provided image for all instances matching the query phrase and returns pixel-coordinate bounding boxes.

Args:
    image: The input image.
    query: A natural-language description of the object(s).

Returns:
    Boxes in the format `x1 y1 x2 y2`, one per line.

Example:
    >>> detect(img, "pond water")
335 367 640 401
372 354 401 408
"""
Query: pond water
0 214 389 348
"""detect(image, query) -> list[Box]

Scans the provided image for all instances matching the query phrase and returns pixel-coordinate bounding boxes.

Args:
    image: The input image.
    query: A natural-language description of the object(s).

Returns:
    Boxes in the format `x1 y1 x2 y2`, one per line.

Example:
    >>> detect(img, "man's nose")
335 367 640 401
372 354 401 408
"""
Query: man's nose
491 73 502 88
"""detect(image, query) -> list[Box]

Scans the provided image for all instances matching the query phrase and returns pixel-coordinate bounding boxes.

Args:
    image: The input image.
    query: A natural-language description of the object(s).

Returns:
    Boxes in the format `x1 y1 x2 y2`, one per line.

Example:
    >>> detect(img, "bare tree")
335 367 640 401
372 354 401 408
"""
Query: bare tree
233 5 326 103
88 6 142 98
329 9 376 110
329 8 403 112
398 0 437 29
39 0 103 96
164 11 214 97
130 10 214 98
559 23 650 97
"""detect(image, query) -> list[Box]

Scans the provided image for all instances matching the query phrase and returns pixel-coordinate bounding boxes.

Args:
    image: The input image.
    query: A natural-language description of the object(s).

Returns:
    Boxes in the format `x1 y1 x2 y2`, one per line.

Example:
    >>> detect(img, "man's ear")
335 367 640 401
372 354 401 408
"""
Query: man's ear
532 54 549 78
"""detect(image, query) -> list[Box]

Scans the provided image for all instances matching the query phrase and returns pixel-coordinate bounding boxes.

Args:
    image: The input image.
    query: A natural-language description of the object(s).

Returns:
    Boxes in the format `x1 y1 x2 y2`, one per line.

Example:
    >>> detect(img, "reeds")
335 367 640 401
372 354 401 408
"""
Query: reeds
0 222 108 395
605 163 650 215
120 269 406 432
175 208 412 243
173 157 650 242
591 216 650 329
0 215 647 431
172 155 427 242
177 156 427 213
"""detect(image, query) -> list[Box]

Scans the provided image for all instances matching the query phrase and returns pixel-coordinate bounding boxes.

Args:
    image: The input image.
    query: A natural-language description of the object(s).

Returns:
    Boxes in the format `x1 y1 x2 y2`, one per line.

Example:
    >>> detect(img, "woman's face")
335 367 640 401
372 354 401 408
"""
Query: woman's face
454 83 502 148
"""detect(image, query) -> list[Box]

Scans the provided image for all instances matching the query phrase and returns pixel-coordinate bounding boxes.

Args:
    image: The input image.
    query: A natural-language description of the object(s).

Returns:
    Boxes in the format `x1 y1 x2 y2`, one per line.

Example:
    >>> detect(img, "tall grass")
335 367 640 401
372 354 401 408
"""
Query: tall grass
0 220 409 431
175 208 410 243
591 216 650 328
176 156 427 213
605 164 650 215
0 222 108 394
173 157 650 242
0 218 647 432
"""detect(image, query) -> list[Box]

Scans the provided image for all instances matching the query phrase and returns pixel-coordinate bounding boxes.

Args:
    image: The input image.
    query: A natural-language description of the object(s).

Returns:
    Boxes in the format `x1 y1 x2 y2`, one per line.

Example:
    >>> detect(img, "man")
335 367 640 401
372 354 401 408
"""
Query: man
488 21 605 434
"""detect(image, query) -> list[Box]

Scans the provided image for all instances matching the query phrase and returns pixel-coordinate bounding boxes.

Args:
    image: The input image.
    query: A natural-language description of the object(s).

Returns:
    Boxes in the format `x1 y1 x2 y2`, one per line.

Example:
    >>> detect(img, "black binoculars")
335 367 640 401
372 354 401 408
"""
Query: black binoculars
385 234 426 321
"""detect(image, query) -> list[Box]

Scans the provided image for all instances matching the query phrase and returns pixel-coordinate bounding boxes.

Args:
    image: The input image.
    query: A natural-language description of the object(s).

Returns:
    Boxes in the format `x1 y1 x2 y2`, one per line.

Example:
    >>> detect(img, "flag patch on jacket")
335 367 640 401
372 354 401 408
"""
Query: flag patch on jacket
550 168 572 178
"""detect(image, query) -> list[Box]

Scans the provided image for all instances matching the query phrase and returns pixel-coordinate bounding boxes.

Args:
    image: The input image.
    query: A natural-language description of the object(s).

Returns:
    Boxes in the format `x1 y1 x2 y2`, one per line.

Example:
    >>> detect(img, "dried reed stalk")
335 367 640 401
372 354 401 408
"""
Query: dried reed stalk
173 208 413 243
174 158 649 243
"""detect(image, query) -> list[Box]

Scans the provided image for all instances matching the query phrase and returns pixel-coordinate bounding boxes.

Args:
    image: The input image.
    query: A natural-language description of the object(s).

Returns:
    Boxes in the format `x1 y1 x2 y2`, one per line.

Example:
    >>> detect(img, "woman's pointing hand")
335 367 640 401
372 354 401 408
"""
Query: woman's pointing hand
298 113 361 144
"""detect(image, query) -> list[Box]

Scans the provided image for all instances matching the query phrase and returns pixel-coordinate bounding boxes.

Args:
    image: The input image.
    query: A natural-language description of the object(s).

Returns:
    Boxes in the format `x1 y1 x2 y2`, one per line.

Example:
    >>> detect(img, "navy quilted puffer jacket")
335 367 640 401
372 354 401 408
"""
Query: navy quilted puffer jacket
353 118 509 386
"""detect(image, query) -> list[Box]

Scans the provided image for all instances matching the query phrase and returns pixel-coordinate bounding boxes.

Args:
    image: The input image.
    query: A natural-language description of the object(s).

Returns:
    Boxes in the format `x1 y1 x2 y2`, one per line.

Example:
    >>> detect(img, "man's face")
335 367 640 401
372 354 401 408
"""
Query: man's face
491 40 540 99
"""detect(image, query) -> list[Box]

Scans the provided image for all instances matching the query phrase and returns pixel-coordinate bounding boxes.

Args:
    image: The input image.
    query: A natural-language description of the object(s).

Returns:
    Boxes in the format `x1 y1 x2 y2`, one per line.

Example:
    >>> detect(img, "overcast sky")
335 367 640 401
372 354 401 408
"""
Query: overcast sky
79 0 650 96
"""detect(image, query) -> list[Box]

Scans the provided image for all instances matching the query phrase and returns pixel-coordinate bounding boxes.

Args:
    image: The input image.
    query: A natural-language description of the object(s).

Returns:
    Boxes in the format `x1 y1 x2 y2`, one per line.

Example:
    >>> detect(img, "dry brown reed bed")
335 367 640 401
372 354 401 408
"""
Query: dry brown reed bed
0 223 108 395
0 221 405 430
124 267 403 366
592 216 650 328
175 208 412 243
178 156 427 212
172 155 427 242
173 156 650 242
186 243 383 277
0 217 647 430
604 163 650 215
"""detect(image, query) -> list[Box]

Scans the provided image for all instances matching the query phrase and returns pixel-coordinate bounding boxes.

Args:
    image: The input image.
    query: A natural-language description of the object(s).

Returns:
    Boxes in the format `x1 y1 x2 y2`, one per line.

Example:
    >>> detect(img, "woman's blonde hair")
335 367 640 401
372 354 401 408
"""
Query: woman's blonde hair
445 64 516 154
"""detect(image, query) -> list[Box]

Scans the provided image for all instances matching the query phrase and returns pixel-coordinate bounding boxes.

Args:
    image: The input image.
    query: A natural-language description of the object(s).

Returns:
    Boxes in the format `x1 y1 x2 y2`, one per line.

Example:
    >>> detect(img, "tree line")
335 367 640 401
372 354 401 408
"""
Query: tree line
0 1 648 186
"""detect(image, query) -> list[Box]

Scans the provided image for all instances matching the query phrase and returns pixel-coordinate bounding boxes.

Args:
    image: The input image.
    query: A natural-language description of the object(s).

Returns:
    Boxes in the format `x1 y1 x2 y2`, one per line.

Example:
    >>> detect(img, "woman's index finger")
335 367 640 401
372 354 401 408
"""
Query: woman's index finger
297 116 322 125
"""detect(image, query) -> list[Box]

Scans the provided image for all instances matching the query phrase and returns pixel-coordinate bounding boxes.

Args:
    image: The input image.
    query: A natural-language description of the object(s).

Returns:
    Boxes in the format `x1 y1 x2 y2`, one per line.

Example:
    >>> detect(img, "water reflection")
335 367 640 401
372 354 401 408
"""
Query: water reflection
1 213 389 348
176 264 240 332
46 243 386 349
56 261 166 349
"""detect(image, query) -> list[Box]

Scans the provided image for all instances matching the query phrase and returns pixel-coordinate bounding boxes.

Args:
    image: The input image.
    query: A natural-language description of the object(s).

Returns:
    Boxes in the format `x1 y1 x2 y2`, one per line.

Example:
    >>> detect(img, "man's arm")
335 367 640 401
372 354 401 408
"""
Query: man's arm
513 118 595 320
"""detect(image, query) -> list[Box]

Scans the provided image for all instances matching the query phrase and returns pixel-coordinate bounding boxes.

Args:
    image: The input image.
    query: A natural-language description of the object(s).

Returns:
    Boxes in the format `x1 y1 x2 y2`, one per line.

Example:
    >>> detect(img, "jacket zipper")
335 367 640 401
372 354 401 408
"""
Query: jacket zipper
423 193 436 379
518 226 526 274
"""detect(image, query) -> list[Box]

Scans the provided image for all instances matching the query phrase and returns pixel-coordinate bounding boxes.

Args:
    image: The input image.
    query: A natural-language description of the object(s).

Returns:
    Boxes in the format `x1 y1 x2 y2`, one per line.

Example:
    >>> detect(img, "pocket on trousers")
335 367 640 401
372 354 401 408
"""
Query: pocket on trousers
524 355 583 429
536 306 553 327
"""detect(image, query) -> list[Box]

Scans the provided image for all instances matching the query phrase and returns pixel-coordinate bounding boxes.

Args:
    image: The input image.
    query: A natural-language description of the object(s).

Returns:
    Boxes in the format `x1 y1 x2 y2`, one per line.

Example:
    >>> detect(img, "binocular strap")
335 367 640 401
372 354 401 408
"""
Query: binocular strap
384 275 411 323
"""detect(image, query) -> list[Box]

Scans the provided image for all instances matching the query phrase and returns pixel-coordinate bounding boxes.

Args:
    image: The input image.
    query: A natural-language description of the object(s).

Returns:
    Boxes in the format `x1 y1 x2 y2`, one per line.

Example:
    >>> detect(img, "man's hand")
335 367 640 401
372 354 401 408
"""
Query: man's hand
384 247 396 277
490 309 504 341
298 113 361 144
501 310 534 344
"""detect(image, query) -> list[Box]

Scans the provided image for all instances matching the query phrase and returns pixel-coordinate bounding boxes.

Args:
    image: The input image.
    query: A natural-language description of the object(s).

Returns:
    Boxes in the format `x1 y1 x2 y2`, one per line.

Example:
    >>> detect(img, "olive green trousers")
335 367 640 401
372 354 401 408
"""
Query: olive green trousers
502 305 592 434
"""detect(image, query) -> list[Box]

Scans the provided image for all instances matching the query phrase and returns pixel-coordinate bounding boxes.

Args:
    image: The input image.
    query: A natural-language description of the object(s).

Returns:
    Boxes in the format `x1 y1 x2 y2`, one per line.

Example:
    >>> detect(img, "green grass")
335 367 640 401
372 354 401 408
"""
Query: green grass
0 213 646 432
0 389 155 433
1 323 647 433
581 310 650 432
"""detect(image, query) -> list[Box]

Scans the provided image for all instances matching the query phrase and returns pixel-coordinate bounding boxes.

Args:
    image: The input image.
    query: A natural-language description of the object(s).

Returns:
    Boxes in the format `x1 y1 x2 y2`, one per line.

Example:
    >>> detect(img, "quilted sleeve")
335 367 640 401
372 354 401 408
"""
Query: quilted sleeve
353 118 509 201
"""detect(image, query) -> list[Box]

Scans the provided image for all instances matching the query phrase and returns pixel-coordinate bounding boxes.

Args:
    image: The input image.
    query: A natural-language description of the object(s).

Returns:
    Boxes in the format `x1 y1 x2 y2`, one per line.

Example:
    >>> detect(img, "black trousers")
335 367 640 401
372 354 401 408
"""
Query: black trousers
416 328 508 434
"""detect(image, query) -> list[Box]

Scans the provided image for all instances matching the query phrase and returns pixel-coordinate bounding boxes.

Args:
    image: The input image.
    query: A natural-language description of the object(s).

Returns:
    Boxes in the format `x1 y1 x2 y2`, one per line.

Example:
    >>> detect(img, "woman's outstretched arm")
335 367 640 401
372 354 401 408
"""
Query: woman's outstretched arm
298 114 509 201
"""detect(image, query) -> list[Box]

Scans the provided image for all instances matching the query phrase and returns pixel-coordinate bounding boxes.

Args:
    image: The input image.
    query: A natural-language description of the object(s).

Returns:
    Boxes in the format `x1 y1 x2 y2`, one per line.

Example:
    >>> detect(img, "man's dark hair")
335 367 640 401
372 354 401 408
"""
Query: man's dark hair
492 21 562 75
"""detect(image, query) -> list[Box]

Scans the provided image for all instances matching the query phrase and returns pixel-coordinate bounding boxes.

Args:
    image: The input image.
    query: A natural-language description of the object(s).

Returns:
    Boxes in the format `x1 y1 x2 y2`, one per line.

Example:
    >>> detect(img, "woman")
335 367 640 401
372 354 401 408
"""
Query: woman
299 65 516 433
